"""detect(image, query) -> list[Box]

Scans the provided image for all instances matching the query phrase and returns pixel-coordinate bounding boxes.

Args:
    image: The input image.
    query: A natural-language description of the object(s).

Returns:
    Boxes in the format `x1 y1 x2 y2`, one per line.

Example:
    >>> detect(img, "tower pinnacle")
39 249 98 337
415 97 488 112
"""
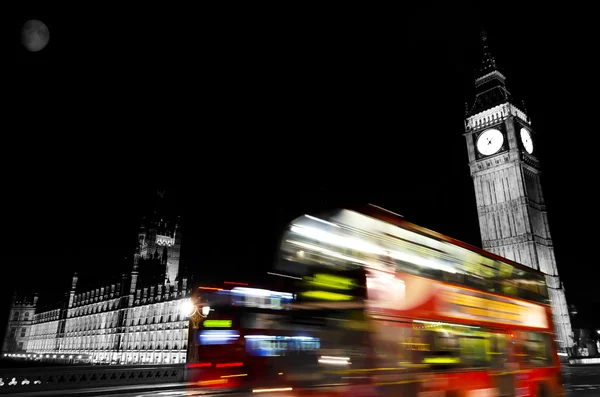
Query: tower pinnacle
469 28 512 116
478 28 498 78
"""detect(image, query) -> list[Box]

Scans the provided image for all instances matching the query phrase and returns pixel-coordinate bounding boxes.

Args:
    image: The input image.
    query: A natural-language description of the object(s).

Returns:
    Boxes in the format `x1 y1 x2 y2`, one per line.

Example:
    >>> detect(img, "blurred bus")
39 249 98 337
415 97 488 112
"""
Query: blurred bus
184 283 324 391
271 205 564 397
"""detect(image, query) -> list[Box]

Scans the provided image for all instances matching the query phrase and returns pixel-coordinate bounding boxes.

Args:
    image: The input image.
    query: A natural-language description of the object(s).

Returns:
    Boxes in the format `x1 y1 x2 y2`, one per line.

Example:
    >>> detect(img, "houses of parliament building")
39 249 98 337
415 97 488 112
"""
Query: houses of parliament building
1 194 191 365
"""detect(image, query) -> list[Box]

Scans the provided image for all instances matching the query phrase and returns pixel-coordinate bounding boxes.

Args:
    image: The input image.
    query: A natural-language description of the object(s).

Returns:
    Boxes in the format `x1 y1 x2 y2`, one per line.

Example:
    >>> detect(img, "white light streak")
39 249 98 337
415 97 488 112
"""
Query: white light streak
231 287 293 300
287 240 375 268
289 224 456 274
267 272 302 280
318 355 351 365
413 320 479 329
304 215 340 228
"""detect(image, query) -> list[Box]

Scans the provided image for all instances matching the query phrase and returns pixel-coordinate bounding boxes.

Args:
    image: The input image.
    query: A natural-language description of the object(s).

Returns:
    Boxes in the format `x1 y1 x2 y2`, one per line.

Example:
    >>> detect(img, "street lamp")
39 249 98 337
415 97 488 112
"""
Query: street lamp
180 297 211 367
179 298 210 319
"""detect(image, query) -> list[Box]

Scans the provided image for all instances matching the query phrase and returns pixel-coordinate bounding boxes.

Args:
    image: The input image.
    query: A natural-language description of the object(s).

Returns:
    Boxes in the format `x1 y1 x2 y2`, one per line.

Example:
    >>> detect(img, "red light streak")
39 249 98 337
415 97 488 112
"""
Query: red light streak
188 362 212 368
198 287 223 291
216 362 244 368
224 281 249 286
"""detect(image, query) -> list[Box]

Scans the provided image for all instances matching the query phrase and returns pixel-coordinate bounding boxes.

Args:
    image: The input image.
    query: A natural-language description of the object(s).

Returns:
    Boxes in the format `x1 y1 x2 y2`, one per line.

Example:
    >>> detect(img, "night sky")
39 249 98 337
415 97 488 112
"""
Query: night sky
3 4 599 330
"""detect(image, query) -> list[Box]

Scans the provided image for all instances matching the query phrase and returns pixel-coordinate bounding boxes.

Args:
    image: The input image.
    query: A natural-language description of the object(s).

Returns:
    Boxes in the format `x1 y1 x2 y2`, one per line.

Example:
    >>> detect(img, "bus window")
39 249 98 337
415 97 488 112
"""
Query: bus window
521 332 552 367
374 320 513 371
488 332 510 369
244 335 320 357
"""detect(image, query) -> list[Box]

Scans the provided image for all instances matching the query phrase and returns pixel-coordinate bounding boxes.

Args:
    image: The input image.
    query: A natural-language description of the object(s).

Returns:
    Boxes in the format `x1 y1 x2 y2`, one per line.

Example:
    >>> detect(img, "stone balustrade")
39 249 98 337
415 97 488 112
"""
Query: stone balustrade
0 363 184 394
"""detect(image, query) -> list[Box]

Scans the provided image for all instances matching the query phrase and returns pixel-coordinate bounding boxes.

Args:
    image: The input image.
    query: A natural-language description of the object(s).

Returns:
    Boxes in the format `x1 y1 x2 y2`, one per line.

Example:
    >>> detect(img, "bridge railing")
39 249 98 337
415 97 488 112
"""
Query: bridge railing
0 363 185 394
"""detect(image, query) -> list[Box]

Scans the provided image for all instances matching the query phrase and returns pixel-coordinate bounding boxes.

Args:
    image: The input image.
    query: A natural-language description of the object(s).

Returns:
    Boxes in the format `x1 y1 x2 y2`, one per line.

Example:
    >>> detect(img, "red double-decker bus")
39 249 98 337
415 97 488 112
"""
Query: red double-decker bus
271 205 564 397
186 205 564 396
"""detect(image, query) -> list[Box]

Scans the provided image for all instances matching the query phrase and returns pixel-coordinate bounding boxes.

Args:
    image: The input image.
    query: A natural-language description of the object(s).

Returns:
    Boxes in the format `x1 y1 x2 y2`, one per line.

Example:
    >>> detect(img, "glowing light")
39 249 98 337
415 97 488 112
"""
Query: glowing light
252 387 293 393
224 281 248 286
413 320 479 329
231 287 293 300
318 356 351 365
244 335 317 341
203 320 232 328
216 362 243 368
179 299 194 317
198 379 228 386
199 330 239 345
188 363 212 368
305 214 340 228
287 240 375 268
198 287 223 291
289 224 457 273
221 373 247 378
306 273 356 290
201 306 211 317
300 290 353 301
422 357 461 364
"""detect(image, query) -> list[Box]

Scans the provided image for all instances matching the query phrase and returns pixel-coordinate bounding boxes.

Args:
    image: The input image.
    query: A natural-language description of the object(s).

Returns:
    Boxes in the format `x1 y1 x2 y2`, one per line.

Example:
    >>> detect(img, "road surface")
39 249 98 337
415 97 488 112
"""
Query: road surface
562 365 600 396
17 365 600 397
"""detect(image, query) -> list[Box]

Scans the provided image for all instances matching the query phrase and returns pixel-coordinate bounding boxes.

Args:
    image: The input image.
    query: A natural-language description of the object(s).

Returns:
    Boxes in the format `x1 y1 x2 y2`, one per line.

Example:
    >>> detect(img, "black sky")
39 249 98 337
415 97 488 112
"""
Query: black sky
3 3 599 329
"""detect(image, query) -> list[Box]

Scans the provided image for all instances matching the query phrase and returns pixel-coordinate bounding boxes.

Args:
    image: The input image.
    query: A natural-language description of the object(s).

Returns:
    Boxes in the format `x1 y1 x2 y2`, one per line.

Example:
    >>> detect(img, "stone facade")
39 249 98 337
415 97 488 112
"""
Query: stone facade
1 294 38 355
464 31 573 352
22 273 191 365
3 192 192 365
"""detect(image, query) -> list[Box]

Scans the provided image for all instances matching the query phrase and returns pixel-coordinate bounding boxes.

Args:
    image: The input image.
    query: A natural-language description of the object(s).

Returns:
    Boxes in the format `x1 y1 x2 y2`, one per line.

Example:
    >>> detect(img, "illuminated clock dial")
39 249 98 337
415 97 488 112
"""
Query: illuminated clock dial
476 128 504 156
520 128 533 154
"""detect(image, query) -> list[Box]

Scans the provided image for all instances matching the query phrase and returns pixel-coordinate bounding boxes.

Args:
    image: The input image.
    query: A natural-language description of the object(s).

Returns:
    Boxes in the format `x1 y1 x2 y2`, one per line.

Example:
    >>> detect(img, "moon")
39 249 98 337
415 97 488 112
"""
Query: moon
22 20 50 52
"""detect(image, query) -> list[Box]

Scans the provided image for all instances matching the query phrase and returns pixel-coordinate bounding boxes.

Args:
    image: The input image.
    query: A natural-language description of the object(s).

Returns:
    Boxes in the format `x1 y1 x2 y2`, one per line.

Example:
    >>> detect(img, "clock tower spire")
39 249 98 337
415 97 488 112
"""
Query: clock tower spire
464 29 573 355
469 29 513 117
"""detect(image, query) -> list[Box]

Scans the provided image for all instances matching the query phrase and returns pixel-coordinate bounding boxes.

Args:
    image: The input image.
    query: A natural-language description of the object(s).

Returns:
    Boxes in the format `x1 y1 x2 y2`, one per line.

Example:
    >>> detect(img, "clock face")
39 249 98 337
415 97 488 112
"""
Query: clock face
476 128 504 156
520 128 533 154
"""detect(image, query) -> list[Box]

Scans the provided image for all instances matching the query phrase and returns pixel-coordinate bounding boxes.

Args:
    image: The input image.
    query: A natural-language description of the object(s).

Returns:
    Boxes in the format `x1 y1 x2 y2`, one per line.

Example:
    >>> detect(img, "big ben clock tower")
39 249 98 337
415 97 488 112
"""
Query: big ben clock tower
464 30 572 352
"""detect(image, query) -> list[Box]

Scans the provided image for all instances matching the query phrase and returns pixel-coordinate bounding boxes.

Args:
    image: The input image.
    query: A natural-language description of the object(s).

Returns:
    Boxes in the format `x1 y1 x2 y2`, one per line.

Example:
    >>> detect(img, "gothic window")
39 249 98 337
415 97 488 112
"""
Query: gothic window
24 312 29 319
9 328 16 337
13 312 19 321
20 328 26 337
